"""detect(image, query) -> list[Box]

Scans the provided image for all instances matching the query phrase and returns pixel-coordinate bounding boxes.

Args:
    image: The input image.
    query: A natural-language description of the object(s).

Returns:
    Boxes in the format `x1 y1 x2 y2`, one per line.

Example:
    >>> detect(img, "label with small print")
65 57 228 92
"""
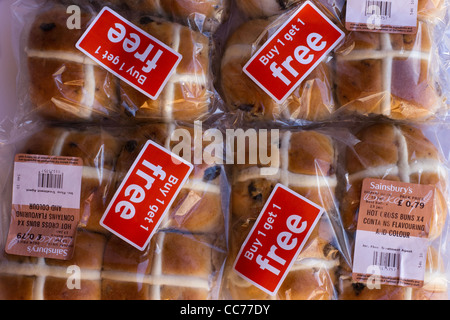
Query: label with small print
243 1 344 104
345 0 418 34
100 140 193 251
233 184 325 296
352 178 434 288
76 7 182 100
5 154 83 260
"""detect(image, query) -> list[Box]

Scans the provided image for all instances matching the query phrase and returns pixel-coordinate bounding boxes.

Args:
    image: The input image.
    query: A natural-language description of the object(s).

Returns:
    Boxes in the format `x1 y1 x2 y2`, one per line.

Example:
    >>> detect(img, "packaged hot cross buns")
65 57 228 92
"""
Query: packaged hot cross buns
220 18 335 123
222 128 347 299
219 1 344 124
102 123 227 300
0 125 122 299
118 17 215 123
337 122 449 300
0 123 228 300
20 3 120 122
334 0 448 121
15 1 217 123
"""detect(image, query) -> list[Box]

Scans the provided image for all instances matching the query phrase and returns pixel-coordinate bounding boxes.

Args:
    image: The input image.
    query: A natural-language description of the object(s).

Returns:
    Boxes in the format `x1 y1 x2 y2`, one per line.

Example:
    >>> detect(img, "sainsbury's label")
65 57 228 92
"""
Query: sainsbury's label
5 154 83 260
233 184 324 296
100 140 193 251
352 178 434 288
345 0 418 34
76 7 182 100
243 1 344 104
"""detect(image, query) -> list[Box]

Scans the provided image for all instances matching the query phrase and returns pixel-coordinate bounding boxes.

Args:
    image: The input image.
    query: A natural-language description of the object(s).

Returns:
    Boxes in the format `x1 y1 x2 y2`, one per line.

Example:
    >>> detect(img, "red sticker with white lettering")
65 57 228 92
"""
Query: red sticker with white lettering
76 7 182 100
233 183 324 296
100 140 193 251
243 1 344 104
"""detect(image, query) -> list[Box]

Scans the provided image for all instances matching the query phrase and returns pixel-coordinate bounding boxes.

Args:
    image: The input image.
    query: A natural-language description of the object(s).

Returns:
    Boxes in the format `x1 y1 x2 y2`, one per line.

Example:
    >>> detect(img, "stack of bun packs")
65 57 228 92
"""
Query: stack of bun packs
0 0 449 301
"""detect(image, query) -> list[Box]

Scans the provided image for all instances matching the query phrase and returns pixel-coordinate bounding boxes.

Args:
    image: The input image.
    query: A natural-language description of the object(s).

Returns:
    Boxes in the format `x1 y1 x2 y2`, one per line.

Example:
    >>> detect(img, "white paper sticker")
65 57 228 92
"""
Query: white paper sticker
353 230 428 287
346 0 418 34
13 155 83 209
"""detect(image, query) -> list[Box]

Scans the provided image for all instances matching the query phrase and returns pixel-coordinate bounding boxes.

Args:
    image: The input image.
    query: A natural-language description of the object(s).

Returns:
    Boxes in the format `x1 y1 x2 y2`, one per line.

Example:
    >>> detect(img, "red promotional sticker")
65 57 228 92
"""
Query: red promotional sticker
100 140 193 251
233 184 324 295
76 7 182 100
243 1 344 104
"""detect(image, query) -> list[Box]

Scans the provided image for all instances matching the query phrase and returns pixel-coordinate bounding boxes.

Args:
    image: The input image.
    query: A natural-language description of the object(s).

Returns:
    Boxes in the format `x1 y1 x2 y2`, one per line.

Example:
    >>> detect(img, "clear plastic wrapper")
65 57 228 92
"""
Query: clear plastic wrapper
335 121 450 300
13 0 220 123
221 124 350 300
333 0 450 122
0 122 229 300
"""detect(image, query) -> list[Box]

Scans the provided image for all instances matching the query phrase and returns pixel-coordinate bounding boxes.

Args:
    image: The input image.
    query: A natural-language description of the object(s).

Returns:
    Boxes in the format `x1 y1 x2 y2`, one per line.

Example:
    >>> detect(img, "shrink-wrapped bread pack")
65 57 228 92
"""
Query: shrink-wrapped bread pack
0 125 121 299
218 1 343 123
337 122 449 300
340 123 448 239
222 128 347 299
0 123 228 299
16 1 220 123
106 123 227 299
219 17 336 122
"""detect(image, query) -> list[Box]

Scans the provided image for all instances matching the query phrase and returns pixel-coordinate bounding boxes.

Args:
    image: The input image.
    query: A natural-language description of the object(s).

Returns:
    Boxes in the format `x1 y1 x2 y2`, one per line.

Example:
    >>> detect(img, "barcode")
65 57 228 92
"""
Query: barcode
365 0 392 18
37 171 64 189
373 251 400 268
